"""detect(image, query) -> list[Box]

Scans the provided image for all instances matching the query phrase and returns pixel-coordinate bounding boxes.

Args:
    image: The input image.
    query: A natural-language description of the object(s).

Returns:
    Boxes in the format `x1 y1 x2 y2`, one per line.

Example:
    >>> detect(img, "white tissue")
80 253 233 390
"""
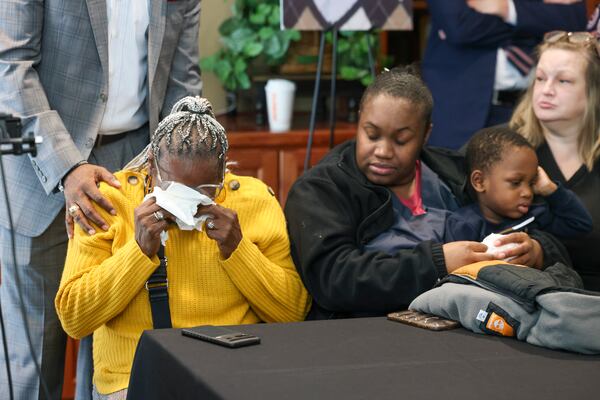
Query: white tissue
144 182 215 244
482 233 518 262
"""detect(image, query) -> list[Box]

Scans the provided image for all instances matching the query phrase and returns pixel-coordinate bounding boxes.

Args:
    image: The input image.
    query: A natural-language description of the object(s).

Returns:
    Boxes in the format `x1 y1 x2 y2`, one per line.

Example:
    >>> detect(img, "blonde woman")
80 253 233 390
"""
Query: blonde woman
510 30 600 291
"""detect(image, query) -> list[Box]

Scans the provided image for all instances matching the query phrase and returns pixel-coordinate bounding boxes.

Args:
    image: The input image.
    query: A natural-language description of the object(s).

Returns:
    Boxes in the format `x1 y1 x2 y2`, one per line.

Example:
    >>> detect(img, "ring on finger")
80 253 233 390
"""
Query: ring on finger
153 211 164 222
206 220 216 230
68 204 80 216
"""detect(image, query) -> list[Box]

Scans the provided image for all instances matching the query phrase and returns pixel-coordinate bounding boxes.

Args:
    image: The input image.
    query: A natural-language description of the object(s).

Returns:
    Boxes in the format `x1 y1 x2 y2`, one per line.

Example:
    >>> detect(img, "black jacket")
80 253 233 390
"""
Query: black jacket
284 140 571 319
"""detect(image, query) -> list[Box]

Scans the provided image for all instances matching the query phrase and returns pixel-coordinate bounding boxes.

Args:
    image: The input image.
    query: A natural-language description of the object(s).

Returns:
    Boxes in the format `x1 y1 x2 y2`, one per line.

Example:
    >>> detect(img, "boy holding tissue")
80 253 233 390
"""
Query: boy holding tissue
445 126 592 258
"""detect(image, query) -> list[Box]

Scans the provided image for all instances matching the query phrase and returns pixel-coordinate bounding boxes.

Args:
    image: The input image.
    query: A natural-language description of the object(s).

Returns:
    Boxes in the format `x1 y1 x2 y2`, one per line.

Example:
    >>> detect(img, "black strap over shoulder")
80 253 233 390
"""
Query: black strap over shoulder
146 245 172 329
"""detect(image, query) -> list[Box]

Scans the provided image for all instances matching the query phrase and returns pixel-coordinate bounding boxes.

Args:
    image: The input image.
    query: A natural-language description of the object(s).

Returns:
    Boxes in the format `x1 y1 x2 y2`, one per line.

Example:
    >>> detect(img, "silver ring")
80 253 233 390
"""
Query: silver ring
68 204 80 216
206 220 216 230
153 211 164 222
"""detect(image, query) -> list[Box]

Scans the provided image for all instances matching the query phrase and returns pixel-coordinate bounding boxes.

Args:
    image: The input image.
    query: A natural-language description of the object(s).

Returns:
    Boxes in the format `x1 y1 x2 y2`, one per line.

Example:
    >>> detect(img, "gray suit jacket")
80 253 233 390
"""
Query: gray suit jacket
0 0 201 236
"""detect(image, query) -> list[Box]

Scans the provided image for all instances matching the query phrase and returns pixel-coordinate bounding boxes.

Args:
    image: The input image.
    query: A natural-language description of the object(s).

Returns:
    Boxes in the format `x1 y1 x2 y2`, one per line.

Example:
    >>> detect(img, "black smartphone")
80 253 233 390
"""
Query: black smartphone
181 325 261 348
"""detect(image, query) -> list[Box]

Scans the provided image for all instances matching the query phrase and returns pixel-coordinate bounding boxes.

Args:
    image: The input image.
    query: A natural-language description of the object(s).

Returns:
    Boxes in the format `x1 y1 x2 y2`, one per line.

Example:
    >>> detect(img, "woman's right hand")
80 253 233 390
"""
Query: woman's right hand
134 197 174 258
442 241 496 273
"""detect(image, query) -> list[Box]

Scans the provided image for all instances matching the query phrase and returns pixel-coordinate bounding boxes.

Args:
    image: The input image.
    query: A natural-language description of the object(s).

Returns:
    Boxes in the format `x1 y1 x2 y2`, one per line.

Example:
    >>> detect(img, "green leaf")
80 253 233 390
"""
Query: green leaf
222 37 244 54
230 27 255 43
236 72 251 90
268 5 280 26
337 40 350 52
287 30 301 41
264 34 282 57
225 75 238 92
233 58 247 73
243 41 263 57
249 12 266 25
360 74 374 87
256 3 272 16
215 59 233 82
199 54 218 71
219 17 240 36
340 66 366 80
258 27 275 40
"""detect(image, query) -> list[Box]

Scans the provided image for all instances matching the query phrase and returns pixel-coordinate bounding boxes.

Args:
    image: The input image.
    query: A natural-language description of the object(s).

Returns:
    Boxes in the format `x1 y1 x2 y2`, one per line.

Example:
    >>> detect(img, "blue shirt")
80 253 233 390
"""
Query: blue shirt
364 162 460 254
444 184 593 242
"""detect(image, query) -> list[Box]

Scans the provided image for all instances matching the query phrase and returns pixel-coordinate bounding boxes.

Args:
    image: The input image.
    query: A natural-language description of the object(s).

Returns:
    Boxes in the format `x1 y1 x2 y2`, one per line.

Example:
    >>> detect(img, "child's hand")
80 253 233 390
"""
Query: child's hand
533 166 558 197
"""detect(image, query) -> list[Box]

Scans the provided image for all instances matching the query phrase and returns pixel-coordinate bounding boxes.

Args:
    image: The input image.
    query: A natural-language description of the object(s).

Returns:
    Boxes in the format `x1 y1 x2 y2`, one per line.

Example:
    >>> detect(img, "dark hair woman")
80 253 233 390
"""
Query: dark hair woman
285 66 569 320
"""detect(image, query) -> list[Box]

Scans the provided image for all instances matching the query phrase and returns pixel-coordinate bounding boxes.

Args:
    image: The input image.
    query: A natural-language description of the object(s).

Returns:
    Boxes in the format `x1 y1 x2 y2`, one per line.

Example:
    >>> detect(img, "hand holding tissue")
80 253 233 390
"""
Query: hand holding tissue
145 182 215 244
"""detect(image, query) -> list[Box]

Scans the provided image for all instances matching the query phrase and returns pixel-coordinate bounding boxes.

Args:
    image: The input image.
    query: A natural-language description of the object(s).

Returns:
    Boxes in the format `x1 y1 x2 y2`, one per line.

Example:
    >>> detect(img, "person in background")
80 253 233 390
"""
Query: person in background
423 0 586 149
445 126 592 244
510 30 600 291
55 96 310 398
284 66 569 320
0 1 202 398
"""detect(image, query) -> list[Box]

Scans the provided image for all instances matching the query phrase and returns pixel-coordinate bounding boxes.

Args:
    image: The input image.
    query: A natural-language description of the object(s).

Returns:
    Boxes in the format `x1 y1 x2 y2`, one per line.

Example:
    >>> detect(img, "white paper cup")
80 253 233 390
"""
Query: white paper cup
265 79 296 133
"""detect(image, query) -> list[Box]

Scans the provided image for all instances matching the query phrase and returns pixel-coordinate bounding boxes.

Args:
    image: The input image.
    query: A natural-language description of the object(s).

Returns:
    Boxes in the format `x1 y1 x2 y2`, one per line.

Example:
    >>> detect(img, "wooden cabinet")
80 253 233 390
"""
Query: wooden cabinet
222 115 356 206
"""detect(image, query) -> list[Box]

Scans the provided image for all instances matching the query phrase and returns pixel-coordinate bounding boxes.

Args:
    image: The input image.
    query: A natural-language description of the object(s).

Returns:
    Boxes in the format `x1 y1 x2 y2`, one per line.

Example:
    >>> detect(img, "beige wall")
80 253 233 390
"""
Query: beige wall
199 0 232 113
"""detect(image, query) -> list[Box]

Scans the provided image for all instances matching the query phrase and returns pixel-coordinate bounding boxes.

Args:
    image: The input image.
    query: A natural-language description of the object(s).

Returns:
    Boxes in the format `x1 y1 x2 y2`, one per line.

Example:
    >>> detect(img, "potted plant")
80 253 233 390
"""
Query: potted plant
200 0 300 92
200 0 391 114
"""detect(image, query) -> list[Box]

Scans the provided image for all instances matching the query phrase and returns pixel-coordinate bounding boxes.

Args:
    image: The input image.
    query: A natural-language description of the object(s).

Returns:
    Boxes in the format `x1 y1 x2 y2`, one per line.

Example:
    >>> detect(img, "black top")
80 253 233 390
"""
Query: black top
538 143 600 291
284 140 571 319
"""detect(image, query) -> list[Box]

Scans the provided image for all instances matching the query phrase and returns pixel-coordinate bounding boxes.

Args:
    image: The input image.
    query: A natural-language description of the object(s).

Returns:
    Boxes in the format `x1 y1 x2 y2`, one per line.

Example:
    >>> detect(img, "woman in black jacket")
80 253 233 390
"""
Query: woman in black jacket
284 66 570 319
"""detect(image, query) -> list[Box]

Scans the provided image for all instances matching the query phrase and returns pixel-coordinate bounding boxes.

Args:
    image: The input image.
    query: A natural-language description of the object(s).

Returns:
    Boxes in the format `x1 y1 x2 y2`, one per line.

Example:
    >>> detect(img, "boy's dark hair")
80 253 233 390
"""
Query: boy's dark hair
359 64 433 125
466 126 534 174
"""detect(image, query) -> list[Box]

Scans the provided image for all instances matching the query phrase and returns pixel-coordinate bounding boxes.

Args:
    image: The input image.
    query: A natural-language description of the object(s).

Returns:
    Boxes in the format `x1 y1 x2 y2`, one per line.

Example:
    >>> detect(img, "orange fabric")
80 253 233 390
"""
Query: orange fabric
451 260 514 280
486 312 516 337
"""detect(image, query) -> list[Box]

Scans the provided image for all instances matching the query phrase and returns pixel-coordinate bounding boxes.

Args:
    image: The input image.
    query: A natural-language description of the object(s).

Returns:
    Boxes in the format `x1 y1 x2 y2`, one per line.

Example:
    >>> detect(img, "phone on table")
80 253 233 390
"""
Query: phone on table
181 325 261 348
387 310 460 331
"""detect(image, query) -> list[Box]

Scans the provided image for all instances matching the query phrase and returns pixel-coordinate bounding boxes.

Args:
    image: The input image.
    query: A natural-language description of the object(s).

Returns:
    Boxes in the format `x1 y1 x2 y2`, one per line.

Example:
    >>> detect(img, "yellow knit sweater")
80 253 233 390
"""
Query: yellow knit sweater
56 170 310 394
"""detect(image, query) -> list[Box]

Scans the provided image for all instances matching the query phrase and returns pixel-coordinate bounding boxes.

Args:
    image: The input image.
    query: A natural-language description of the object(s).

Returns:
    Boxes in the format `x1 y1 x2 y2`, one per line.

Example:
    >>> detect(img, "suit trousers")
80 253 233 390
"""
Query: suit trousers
0 125 149 400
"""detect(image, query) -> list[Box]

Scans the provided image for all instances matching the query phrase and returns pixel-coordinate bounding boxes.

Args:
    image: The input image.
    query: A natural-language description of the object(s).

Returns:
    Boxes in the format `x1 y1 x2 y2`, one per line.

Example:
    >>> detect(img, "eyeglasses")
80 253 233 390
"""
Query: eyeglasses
154 159 224 200
543 31 600 58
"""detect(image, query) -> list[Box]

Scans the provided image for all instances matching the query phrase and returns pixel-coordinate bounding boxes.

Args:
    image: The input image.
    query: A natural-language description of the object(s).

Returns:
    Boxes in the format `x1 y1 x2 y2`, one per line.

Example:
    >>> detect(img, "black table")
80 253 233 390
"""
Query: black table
127 317 600 399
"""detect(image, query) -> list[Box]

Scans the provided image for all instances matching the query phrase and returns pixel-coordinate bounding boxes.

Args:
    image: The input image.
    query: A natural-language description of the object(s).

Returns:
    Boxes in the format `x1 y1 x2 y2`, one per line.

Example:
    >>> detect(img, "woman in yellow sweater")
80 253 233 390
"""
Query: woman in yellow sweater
55 96 310 397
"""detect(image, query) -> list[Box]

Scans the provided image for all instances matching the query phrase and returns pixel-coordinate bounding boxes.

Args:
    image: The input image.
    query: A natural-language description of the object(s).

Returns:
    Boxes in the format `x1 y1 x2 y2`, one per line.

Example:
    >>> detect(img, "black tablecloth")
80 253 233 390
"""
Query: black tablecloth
127 317 600 400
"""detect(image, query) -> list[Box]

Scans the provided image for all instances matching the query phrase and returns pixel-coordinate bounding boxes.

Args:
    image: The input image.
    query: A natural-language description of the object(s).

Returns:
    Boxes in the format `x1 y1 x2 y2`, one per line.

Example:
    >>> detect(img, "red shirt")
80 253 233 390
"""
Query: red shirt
398 160 426 216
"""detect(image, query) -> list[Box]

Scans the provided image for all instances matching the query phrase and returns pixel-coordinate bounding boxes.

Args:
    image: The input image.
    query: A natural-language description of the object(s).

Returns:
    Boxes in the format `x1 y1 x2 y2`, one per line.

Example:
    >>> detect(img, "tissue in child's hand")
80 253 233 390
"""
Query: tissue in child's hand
482 233 518 261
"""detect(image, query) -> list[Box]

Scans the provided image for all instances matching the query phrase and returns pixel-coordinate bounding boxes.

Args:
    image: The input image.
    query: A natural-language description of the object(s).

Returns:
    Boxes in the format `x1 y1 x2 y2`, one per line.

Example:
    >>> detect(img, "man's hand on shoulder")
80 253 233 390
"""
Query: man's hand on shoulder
63 163 122 238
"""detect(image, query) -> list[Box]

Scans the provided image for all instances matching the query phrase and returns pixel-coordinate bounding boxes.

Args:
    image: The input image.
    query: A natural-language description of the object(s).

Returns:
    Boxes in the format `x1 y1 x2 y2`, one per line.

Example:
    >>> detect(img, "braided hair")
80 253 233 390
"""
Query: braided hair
125 96 229 174
152 96 228 162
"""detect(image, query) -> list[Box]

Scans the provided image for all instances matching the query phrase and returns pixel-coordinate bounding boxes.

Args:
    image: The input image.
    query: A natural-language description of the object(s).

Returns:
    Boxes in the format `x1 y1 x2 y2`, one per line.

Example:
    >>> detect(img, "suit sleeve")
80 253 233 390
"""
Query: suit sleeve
0 0 84 194
162 0 202 115
513 1 587 35
427 0 587 47
427 0 515 47
284 176 447 315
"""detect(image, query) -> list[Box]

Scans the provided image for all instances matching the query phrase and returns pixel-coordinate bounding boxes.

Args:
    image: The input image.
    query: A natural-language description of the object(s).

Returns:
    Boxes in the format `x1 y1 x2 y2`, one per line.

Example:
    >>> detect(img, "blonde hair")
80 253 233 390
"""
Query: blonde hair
510 38 600 171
